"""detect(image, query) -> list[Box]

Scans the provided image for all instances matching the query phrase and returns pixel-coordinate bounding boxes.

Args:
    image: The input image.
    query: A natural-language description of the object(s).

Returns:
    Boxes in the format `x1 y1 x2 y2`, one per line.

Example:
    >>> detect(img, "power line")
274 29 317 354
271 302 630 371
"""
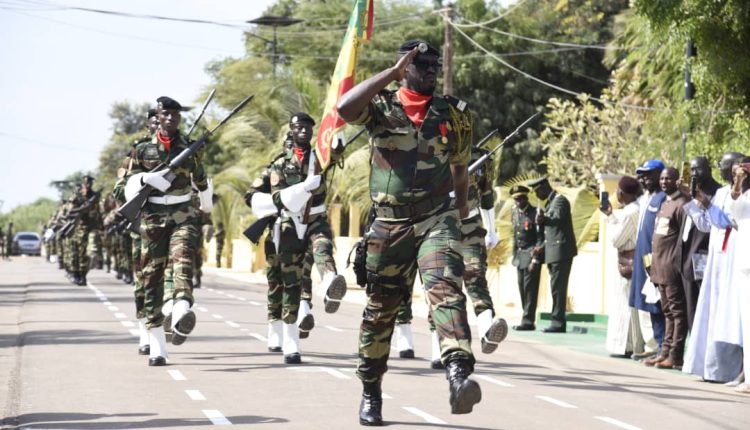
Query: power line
0 130 99 153
459 20 627 50
448 21 745 115
449 0 530 28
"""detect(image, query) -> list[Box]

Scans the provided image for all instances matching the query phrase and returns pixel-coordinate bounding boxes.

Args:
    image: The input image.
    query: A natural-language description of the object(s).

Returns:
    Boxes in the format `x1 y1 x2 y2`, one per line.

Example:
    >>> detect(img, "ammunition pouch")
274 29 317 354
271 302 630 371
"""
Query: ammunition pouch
347 236 368 287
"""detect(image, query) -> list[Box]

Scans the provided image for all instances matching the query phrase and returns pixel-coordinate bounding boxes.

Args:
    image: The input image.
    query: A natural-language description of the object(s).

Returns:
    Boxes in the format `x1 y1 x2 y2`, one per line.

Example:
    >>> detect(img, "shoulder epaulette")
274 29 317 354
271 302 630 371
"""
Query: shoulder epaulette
443 95 468 112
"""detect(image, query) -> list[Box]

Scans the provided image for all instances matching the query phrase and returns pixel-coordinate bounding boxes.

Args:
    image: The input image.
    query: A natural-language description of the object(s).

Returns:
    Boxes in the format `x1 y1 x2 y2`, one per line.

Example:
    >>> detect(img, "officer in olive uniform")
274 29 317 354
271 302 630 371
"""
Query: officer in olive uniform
529 177 577 333
114 96 211 366
215 222 225 268
246 112 347 364
338 40 481 425
510 185 543 330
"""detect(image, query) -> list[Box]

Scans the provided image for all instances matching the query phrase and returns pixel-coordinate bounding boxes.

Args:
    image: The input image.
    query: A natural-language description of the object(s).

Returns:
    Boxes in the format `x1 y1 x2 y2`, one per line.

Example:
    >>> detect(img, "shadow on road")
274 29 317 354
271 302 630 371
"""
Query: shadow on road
2 412 287 428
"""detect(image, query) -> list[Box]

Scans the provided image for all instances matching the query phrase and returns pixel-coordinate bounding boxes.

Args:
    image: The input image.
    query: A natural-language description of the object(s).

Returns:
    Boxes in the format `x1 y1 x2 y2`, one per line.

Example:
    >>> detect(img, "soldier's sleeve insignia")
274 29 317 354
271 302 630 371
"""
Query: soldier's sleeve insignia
444 95 468 112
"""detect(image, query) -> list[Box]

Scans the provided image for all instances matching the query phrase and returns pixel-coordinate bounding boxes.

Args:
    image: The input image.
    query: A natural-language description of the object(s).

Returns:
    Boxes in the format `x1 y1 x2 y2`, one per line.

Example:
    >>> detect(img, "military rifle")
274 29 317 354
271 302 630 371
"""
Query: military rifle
58 190 100 239
468 111 542 174
474 128 499 149
118 95 254 224
186 88 216 139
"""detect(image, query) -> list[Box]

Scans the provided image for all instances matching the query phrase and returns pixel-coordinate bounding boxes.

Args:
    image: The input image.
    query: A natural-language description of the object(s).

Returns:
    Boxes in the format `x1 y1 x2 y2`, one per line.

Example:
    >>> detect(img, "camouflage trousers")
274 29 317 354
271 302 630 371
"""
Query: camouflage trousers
396 214 495 328
357 208 474 383
71 226 91 274
131 233 145 319
264 230 314 321
116 233 132 273
140 203 198 329
276 214 336 324
102 232 114 269
195 230 204 280
87 230 103 268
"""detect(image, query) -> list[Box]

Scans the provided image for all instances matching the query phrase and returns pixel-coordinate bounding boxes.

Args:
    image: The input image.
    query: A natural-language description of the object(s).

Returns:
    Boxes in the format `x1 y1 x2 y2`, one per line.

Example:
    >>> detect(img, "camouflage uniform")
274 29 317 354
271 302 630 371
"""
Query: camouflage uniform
214 224 225 268
348 89 475 383
114 133 207 330
69 187 100 284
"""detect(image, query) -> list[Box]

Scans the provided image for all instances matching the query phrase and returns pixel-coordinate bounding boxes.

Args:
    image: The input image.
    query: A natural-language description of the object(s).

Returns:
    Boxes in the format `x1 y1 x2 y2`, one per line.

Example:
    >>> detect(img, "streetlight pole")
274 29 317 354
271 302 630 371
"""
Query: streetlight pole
247 15 303 77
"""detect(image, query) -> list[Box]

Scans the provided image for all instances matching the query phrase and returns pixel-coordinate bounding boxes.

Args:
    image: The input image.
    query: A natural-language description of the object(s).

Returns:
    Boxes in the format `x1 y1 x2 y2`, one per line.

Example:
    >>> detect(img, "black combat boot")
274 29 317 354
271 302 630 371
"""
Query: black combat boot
115 269 123 280
105 261 111 273
194 274 202 289
359 380 383 426
77 273 87 286
123 271 133 285
71 272 80 285
445 359 481 414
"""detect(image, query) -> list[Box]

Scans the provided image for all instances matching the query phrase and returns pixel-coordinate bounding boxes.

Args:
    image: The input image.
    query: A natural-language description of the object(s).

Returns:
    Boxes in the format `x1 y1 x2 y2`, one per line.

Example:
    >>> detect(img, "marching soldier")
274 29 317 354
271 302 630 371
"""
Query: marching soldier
5 222 13 259
510 185 543 330
0 225 5 260
115 96 212 366
68 176 100 286
245 112 347 364
338 40 481 425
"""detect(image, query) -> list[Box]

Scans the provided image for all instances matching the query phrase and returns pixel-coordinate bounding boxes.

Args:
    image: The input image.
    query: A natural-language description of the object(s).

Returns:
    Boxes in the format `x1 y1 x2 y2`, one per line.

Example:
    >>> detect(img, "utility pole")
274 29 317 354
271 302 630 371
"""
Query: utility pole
439 4 455 96
683 39 696 161
247 15 303 78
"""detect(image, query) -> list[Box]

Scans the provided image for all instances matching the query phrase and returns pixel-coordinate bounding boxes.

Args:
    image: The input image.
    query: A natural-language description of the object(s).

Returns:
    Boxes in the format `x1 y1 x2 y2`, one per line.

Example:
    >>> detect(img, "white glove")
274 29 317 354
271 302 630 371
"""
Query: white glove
302 174 321 192
480 208 498 249
485 231 499 250
198 178 213 213
251 192 278 218
279 182 312 213
141 171 171 192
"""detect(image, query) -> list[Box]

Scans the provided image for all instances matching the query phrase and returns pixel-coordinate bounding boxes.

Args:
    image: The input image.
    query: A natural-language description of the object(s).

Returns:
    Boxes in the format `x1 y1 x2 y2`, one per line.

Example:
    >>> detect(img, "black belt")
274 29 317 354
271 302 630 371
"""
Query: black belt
373 196 450 219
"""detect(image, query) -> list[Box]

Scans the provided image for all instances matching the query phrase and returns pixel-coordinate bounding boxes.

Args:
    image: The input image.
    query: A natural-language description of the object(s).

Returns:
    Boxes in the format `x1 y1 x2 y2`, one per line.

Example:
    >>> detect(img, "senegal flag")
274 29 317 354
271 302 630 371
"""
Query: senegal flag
315 0 374 170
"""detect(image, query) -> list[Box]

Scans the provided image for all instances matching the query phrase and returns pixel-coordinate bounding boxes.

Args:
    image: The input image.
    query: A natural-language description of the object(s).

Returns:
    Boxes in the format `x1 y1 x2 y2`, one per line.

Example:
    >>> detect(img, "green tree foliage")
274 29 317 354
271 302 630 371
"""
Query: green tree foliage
0 198 58 233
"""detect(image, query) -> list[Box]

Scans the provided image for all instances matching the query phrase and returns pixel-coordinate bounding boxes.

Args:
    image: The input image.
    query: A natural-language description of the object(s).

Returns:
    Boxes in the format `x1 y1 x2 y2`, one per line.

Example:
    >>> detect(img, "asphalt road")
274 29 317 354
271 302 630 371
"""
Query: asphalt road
1 257 748 430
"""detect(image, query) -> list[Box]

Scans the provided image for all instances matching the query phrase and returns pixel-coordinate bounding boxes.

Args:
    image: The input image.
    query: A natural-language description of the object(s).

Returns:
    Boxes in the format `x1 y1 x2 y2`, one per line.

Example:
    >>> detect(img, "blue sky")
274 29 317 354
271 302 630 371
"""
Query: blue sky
0 0 275 212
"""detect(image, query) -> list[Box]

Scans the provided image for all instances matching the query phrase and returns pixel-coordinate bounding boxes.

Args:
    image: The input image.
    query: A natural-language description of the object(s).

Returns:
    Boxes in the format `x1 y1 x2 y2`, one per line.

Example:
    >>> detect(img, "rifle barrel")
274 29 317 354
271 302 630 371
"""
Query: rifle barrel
468 111 542 174
186 88 216 139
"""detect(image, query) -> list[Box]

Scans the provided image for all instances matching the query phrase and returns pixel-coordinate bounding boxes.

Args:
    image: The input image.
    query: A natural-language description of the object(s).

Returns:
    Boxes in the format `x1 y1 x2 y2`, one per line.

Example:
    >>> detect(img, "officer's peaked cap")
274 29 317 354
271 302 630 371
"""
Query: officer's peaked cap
527 177 549 188
509 184 530 198
289 112 315 126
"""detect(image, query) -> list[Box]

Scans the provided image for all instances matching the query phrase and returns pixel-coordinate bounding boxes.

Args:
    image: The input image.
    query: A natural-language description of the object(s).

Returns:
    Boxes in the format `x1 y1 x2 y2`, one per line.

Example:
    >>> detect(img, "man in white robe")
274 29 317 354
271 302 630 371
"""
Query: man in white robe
683 152 744 382
728 160 750 393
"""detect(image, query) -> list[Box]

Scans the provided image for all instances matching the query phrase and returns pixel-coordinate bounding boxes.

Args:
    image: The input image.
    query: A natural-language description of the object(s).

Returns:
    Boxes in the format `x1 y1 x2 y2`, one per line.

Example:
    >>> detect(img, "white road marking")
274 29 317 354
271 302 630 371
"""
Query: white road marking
226 294 237 299
595 417 644 430
216 291 225 295
237 297 246 301
121 321 135 328
206 288 215 292
402 407 446 425
168 370 186 381
225 321 240 328
129 329 140 337
240 328 249 332
108 306 119 311
249 333 267 342
248 301 262 306
535 395 577 409
288 367 351 380
202 409 232 425
382 393 392 399
114 312 127 319
102 301 112 306
186 389 206 401
475 374 515 387
324 325 344 332
212 314 224 320
99 297 108 301
196 306 208 312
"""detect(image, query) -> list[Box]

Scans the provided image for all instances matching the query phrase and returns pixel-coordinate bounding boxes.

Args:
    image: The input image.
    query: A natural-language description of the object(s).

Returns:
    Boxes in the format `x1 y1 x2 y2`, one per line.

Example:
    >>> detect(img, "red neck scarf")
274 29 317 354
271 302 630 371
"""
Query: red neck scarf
157 130 172 152
397 87 432 128
292 146 306 163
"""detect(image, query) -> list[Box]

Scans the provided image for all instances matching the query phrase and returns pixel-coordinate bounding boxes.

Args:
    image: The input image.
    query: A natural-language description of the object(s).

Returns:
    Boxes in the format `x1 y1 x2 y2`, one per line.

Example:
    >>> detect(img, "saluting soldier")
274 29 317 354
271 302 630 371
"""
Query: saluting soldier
245 112 347 364
338 40 481 425
115 96 212 366
510 185 543 330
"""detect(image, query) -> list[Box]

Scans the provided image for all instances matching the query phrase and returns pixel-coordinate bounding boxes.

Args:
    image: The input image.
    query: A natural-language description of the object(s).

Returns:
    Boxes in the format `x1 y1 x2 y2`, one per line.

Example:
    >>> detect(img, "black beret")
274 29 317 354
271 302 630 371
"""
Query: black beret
289 112 315 126
398 40 441 57
156 96 188 111
509 185 530 198
147 108 157 119
527 177 549 188
82 175 95 183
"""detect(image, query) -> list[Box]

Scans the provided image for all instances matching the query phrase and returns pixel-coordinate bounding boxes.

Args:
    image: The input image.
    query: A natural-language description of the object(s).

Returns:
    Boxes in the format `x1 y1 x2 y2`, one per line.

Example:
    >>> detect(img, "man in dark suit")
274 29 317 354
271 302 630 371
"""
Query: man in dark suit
530 177 577 333
510 185 543 331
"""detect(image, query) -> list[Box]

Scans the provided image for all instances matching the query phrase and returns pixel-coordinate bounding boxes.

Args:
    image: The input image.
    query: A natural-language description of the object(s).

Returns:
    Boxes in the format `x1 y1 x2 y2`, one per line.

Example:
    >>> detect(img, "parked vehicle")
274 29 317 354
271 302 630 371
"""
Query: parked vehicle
12 232 41 256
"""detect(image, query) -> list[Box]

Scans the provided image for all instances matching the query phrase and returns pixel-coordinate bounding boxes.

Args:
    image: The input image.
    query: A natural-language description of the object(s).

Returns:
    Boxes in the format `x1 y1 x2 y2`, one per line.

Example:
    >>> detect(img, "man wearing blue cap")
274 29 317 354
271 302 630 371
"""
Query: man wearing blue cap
630 160 667 359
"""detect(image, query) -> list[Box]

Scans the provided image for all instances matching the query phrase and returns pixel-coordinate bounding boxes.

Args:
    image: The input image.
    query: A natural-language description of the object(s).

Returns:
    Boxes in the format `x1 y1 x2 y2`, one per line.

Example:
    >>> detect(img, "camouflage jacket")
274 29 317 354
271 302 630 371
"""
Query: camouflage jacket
116 133 207 212
348 89 472 207
70 188 101 229
250 143 341 220
468 147 495 212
